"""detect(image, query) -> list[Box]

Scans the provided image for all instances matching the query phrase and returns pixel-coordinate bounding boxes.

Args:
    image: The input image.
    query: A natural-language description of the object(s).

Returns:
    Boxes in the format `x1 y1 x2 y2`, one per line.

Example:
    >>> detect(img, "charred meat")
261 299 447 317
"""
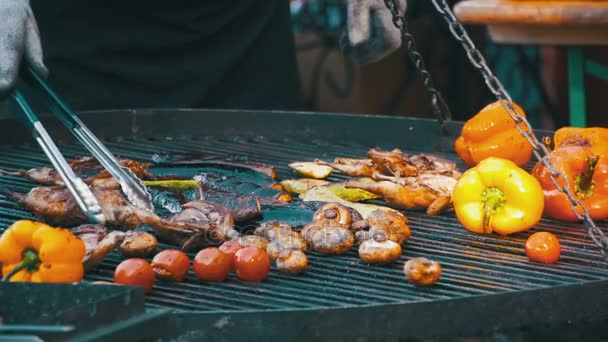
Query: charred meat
165 201 240 251
120 231 159 258
71 224 125 271
345 178 453 215
315 158 378 178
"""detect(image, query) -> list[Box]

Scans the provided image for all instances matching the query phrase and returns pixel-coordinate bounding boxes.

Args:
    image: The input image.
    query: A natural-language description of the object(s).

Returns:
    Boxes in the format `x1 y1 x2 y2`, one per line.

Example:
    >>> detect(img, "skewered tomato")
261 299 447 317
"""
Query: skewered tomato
234 246 271 282
151 249 191 282
114 258 155 293
218 240 242 271
525 232 561 264
193 247 232 282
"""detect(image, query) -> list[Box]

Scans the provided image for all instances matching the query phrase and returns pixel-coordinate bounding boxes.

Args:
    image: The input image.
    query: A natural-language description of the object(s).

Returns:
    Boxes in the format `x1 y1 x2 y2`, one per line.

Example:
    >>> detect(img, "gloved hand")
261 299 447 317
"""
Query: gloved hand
341 0 407 65
0 0 47 97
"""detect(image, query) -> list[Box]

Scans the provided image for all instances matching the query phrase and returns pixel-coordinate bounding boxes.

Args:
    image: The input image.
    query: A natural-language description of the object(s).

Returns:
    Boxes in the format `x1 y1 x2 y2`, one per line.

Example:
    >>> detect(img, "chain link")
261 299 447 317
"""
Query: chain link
426 0 608 256
383 0 452 132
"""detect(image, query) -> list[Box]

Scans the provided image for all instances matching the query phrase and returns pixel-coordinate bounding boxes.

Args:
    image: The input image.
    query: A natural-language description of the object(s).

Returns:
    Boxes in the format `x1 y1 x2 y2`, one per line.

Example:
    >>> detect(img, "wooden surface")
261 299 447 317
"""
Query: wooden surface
454 0 608 45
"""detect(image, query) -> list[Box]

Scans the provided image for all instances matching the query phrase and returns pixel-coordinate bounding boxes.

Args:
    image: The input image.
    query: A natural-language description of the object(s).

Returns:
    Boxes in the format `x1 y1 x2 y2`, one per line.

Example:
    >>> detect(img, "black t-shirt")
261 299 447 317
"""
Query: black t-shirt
31 0 302 111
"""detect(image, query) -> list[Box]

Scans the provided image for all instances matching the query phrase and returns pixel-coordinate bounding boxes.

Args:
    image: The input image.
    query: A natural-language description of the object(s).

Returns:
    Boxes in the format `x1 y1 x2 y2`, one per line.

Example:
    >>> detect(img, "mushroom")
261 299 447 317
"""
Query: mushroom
358 232 402 264
403 257 442 286
238 235 269 249
308 226 354 255
312 203 354 228
276 250 309 275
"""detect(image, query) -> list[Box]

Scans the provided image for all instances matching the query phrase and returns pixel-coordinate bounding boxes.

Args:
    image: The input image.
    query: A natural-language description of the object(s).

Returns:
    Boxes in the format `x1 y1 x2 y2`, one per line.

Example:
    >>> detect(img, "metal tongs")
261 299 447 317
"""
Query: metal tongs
9 67 154 224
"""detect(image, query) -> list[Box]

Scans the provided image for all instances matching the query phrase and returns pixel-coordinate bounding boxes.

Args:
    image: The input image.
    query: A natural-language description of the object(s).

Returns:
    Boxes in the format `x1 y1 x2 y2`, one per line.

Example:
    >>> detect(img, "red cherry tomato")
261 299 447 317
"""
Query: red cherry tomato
525 232 561 264
193 247 232 282
219 240 242 271
151 249 191 282
234 246 271 282
114 258 155 293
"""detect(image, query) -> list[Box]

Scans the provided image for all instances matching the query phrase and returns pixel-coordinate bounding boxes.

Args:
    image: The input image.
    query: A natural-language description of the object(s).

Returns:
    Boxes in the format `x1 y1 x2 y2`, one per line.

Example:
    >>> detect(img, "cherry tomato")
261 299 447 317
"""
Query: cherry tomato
151 249 191 282
234 246 271 282
218 240 242 271
114 258 155 293
193 247 232 282
525 232 561 264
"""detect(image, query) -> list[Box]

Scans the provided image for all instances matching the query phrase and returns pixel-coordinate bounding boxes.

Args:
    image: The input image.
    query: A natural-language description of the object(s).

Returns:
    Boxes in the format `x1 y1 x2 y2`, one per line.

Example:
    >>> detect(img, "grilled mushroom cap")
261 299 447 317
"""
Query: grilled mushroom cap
120 231 158 258
276 250 309 275
358 233 402 264
266 234 307 261
367 210 411 244
312 203 354 228
403 257 442 286
309 226 354 255
255 220 294 241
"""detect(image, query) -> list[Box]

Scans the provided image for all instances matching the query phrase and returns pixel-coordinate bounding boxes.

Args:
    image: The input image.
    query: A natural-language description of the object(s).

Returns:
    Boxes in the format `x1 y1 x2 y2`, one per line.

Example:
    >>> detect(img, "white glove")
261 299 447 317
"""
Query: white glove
341 0 407 65
0 0 47 97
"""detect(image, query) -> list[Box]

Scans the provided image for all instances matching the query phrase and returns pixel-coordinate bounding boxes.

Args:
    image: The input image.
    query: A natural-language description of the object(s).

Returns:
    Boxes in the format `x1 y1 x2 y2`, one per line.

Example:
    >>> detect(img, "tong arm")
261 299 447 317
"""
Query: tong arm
10 90 105 224
24 68 154 213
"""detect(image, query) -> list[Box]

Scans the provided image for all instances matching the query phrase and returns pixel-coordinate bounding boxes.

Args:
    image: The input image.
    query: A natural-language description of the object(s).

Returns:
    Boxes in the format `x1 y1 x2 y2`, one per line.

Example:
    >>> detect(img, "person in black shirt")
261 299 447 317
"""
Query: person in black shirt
0 0 406 111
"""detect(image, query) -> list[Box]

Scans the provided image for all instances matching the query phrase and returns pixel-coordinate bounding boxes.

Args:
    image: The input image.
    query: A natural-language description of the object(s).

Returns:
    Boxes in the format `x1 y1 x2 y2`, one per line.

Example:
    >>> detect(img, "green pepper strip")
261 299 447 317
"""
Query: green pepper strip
143 180 199 192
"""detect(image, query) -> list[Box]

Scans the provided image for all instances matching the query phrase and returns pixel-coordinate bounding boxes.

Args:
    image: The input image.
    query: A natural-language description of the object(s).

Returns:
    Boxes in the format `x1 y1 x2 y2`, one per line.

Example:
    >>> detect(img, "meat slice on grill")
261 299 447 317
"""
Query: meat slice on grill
71 224 126 271
4 178 160 228
368 148 419 177
0 156 154 186
315 158 378 178
165 200 240 251
345 176 454 215
3 180 238 251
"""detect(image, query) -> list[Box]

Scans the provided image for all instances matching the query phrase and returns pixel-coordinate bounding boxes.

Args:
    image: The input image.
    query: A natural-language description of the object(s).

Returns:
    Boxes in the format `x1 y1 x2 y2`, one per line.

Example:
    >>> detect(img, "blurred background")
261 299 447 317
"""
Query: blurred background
290 0 608 129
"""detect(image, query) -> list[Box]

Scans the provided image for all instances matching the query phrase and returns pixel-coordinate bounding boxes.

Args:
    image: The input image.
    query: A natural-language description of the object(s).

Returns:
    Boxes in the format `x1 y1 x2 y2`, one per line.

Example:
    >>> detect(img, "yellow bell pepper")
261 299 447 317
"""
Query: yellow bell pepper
452 157 544 235
0 220 85 283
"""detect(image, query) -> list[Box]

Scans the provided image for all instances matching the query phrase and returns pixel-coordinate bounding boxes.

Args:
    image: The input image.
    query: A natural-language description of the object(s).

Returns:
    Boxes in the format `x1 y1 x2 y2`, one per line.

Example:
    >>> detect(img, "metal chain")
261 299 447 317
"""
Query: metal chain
427 0 608 256
383 0 452 132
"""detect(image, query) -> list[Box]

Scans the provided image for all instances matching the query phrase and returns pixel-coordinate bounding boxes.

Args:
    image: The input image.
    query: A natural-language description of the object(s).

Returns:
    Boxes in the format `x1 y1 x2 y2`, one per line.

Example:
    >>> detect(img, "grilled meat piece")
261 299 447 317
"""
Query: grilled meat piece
0 156 154 186
276 250 308 275
315 158 378 178
71 224 125 271
345 177 453 215
120 231 159 258
238 235 269 249
183 187 263 223
368 148 418 177
166 200 239 251
407 154 461 178
4 179 159 228
4 180 232 251
358 232 402 264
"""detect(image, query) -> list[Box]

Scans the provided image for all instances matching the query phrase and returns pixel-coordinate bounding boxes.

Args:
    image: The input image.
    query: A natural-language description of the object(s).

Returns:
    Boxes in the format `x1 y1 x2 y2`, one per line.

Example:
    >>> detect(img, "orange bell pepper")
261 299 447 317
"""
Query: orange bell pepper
455 101 533 168
0 220 85 283
551 127 608 157
453 157 544 235
531 144 608 222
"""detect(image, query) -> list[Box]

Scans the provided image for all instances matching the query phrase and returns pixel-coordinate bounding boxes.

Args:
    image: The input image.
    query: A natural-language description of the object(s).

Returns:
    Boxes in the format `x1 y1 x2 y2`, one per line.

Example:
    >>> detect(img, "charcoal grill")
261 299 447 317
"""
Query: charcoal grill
1 109 608 341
